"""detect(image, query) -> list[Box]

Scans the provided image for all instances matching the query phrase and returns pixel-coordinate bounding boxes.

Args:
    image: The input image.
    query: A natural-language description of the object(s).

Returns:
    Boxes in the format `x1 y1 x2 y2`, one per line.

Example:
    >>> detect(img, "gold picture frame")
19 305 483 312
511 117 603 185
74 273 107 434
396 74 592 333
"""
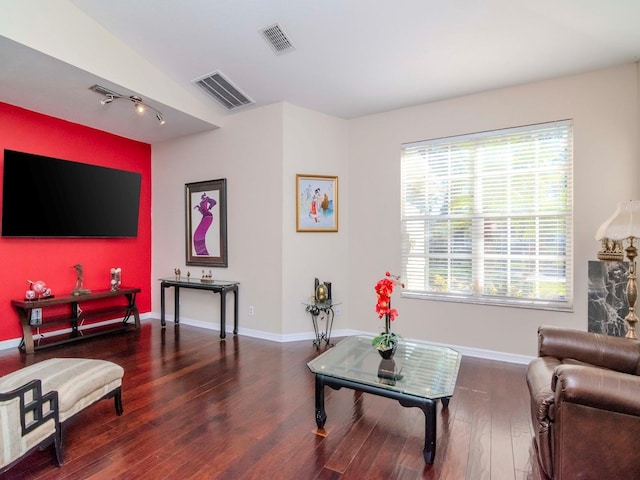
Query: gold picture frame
296 174 338 232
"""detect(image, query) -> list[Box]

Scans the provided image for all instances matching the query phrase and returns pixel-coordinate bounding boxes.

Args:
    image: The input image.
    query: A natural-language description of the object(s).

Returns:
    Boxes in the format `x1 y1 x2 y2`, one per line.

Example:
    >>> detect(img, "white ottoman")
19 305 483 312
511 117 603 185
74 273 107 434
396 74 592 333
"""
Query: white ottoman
0 358 123 468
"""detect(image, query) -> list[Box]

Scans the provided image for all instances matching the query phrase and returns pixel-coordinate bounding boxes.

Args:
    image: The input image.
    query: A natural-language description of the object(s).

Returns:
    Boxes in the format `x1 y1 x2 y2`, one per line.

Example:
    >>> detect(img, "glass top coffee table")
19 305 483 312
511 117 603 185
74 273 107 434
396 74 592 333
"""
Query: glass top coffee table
307 335 461 463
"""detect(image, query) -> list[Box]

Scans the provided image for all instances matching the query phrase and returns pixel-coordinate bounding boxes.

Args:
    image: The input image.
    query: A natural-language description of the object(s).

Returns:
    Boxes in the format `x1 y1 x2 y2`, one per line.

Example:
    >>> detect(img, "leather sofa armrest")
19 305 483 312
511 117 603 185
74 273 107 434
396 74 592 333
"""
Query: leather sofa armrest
538 325 640 374
552 364 640 416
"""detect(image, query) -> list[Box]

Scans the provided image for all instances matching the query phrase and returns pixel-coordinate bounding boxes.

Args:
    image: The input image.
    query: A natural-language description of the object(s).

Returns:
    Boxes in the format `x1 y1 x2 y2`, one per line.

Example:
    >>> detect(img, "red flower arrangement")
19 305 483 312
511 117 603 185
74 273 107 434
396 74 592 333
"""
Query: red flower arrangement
372 271 404 352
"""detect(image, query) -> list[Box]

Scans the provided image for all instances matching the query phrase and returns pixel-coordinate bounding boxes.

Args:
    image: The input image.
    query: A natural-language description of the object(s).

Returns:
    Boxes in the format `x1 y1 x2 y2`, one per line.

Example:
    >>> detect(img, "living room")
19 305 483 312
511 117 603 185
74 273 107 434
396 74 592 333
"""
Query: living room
1 2 639 478
0 1 638 359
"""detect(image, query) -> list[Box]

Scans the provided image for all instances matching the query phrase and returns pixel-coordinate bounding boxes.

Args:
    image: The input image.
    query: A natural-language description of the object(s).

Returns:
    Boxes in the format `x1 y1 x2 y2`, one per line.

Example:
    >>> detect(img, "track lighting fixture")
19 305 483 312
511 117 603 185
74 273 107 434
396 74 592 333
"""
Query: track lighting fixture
89 85 166 125
100 95 115 106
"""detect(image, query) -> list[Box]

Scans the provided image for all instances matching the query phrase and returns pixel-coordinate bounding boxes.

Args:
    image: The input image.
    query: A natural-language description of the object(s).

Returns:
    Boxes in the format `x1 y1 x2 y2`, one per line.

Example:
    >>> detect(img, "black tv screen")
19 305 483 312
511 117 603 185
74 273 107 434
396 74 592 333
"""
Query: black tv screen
2 149 141 237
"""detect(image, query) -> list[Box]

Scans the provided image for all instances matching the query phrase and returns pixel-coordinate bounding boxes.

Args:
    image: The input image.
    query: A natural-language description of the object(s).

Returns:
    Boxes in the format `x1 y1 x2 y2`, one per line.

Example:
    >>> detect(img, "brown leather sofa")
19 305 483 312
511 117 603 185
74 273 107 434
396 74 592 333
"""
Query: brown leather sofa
526 325 640 479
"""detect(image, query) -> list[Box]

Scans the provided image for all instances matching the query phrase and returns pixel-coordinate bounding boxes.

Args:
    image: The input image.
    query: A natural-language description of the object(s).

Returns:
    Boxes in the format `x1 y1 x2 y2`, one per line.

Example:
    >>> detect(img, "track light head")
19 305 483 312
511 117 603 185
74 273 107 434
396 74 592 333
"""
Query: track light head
100 95 115 106
130 96 145 114
156 113 166 125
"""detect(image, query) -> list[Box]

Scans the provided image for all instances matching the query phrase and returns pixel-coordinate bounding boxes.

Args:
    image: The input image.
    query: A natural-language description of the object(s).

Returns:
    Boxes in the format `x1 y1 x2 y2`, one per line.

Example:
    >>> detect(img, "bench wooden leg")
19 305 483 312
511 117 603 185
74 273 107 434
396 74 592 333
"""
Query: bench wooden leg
53 427 64 466
113 386 123 416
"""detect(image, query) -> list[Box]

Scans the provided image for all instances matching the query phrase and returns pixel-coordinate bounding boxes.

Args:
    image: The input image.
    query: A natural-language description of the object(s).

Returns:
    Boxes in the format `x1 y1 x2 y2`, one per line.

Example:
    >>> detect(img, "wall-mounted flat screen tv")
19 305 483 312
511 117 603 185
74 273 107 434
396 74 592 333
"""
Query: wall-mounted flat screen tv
2 149 141 237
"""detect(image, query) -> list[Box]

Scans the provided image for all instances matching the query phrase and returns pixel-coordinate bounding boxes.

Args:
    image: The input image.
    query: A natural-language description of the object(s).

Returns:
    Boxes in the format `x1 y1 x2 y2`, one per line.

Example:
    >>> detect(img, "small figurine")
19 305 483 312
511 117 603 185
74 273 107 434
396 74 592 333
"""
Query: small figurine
71 264 91 296
186 271 191 281
26 280 52 300
201 269 213 283
110 267 122 291
174 268 181 280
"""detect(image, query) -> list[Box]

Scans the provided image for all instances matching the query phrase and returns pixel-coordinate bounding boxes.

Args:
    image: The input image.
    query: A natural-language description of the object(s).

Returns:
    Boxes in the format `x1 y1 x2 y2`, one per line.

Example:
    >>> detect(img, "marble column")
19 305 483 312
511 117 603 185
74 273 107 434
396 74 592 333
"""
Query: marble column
588 260 628 337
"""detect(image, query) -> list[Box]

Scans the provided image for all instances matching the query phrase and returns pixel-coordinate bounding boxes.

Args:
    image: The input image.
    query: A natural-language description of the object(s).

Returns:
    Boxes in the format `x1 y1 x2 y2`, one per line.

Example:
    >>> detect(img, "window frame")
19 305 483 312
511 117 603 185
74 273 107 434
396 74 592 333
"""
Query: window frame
400 120 574 312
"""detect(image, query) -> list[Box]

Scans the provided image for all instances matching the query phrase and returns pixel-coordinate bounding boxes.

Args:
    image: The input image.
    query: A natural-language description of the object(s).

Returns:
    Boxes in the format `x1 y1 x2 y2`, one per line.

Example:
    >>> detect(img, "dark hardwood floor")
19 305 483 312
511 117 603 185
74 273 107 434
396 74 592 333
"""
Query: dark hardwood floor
0 321 545 479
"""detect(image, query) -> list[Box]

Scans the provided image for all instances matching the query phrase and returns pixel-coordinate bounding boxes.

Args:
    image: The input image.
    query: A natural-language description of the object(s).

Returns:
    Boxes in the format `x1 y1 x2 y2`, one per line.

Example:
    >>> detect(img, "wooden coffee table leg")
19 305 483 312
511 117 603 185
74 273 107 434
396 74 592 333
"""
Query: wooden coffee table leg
422 400 437 463
401 397 437 464
314 374 327 428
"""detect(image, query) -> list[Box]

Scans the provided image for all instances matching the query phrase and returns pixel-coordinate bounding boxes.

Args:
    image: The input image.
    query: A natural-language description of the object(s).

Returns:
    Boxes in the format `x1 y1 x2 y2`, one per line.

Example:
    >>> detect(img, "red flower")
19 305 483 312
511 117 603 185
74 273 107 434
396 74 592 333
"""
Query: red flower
374 272 403 320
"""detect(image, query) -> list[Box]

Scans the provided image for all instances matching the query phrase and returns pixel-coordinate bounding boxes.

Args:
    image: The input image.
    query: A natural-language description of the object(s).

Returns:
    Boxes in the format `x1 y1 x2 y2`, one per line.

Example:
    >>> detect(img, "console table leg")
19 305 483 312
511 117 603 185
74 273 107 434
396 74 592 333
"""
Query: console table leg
127 293 140 328
71 303 79 337
311 314 321 348
18 309 34 355
174 287 180 324
160 284 166 328
325 308 335 347
219 289 227 339
315 375 327 428
233 287 238 334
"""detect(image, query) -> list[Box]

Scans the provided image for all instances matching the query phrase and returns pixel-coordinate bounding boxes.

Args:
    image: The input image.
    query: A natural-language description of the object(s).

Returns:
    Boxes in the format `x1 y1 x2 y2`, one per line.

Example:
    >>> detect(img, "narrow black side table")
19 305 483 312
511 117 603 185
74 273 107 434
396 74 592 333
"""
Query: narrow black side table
159 278 239 338
303 299 340 348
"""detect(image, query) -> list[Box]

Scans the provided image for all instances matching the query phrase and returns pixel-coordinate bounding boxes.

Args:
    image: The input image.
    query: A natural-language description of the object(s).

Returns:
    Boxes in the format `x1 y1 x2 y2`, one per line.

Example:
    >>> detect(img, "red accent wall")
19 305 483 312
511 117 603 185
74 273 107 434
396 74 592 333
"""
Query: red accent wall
0 102 151 342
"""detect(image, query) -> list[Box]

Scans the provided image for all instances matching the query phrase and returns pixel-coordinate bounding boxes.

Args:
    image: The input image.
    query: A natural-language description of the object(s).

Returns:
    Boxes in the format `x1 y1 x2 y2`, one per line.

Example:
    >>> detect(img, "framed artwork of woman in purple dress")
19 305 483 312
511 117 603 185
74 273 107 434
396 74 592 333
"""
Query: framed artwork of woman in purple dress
185 179 228 267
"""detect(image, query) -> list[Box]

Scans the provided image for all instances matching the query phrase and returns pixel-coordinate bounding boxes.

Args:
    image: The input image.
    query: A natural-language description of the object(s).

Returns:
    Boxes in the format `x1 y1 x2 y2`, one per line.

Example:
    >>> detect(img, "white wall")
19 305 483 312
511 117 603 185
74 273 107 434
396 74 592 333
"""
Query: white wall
281 104 349 337
152 104 284 335
155 63 639 358
152 102 350 340
348 64 639 357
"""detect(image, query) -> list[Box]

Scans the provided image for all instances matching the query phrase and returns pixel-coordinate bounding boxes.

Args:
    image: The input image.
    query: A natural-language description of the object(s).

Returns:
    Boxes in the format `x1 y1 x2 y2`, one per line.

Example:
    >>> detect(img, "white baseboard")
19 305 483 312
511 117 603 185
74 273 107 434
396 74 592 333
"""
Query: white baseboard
0 314 154 352
333 329 533 365
1 312 533 365
412 337 533 364
158 315 533 364
0 338 21 351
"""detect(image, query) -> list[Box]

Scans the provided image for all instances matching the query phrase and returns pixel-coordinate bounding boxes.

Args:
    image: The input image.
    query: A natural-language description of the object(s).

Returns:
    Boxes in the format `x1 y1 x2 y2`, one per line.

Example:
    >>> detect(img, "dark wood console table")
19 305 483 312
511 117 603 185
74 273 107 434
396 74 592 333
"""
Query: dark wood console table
12 287 141 354
159 278 239 338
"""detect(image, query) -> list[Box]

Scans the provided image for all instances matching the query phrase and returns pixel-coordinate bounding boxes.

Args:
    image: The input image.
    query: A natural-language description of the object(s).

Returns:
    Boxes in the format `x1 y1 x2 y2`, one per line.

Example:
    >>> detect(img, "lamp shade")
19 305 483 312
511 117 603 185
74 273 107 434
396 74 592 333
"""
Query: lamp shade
595 200 640 240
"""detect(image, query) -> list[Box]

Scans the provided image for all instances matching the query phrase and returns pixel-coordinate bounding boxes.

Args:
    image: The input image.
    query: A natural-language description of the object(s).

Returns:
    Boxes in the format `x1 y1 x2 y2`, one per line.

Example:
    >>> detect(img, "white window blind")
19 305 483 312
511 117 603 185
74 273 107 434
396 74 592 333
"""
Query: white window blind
401 120 573 310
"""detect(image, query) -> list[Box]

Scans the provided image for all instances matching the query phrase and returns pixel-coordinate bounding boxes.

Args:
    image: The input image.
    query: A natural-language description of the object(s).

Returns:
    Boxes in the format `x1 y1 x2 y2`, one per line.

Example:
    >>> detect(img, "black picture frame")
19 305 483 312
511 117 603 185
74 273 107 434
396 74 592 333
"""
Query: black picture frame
185 179 228 267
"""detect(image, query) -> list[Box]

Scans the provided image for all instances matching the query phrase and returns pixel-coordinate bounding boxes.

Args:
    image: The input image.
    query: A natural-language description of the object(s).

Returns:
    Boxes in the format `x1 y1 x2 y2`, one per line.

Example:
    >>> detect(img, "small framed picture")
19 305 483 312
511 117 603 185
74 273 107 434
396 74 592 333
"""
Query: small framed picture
296 174 338 232
185 179 228 267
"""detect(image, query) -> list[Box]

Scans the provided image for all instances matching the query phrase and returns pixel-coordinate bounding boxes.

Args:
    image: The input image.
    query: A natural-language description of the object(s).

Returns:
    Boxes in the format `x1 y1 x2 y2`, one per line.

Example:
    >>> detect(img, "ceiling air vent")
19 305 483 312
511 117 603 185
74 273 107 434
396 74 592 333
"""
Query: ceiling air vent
259 23 295 55
193 71 254 110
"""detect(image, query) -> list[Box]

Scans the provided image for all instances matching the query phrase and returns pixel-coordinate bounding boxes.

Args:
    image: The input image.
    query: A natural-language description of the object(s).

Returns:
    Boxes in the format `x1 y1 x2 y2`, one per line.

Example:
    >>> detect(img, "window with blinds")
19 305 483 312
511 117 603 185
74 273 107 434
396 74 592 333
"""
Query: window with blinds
401 120 573 310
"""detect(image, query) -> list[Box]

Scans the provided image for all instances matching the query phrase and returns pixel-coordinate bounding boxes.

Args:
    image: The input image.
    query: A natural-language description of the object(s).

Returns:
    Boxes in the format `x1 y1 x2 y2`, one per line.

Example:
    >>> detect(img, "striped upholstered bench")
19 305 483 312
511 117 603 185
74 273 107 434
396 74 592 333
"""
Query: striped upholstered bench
0 358 123 473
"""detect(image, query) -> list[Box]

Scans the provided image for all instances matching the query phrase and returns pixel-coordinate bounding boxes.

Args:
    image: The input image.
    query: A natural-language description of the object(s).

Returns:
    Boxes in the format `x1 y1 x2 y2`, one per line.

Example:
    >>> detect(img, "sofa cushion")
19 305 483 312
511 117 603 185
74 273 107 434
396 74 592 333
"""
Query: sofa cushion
0 358 123 423
538 325 640 374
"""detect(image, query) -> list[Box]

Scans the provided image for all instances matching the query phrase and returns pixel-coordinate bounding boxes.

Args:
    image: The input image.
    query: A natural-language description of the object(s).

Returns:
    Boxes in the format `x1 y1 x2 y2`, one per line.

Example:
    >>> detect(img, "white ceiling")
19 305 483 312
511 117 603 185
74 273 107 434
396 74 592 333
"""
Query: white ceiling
0 38 217 144
3 1 640 144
